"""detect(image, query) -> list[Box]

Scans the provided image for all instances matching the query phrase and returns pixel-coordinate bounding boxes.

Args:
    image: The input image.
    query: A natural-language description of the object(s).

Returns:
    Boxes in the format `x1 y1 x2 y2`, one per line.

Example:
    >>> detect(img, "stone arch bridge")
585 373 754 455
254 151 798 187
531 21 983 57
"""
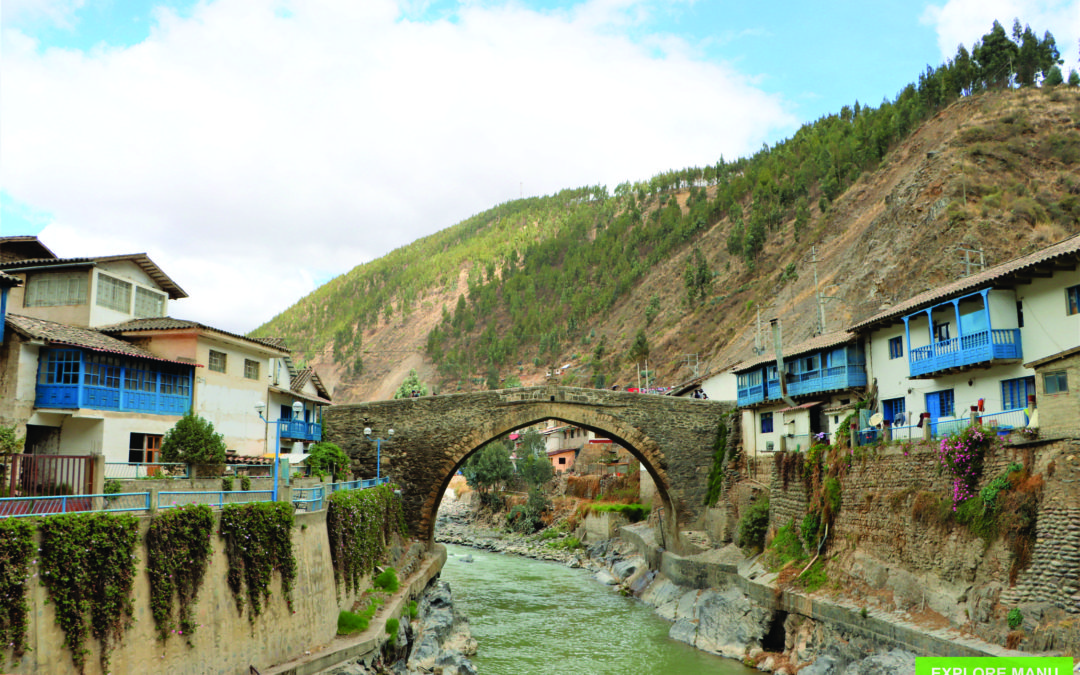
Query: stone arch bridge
324 385 733 550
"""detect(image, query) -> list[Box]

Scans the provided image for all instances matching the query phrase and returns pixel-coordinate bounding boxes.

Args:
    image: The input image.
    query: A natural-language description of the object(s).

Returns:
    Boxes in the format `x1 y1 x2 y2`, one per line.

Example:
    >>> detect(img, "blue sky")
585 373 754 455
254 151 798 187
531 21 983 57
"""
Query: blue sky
2 0 1078 330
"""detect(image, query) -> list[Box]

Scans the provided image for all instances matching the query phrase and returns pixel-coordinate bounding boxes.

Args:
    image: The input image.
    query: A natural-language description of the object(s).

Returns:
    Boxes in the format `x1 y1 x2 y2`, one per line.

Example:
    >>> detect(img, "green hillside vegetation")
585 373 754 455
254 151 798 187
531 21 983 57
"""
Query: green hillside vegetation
253 20 1075 392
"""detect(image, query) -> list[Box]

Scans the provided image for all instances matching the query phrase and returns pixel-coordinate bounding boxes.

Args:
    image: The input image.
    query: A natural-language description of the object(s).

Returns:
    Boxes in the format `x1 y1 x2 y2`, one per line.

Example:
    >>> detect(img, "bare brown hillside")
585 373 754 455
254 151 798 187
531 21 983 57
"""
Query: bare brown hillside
312 87 1080 402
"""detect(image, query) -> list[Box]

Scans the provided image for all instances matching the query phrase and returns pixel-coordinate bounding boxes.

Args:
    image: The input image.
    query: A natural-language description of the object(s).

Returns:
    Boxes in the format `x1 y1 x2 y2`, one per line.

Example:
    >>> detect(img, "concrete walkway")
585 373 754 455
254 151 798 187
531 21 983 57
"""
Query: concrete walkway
265 545 447 675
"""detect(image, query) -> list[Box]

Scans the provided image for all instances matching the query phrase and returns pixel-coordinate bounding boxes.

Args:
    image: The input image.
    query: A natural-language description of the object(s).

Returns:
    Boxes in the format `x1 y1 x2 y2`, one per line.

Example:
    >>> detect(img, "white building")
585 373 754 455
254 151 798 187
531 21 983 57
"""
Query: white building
0 237 331 470
852 234 1080 439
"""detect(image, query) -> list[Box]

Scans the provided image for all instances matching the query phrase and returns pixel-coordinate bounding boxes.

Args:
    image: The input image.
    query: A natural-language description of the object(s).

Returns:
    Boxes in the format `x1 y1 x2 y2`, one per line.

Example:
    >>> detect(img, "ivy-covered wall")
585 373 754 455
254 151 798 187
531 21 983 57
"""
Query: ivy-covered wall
6 508 377 675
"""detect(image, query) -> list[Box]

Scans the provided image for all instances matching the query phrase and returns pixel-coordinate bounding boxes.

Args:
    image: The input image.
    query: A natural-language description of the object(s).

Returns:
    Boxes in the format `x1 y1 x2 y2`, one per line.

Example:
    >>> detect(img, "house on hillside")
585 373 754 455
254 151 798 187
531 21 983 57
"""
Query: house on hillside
733 330 868 457
0 236 331 469
669 367 738 401
851 233 1080 440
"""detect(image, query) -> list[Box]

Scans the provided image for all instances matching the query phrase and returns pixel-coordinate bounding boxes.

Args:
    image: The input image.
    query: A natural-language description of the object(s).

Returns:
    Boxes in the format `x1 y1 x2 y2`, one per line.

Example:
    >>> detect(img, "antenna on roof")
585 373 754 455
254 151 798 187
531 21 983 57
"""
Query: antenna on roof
808 246 838 336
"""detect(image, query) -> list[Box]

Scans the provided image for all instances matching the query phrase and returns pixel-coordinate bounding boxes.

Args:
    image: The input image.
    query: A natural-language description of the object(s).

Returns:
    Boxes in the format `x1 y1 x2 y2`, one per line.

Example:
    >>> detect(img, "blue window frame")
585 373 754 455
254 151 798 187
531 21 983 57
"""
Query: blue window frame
882 397 906 425
933 322 950 342
760 412 774 434
1001 376 1035 410
1044 371 1069 394
888 336 903 359
925 389 955 420
1068 285 1080 316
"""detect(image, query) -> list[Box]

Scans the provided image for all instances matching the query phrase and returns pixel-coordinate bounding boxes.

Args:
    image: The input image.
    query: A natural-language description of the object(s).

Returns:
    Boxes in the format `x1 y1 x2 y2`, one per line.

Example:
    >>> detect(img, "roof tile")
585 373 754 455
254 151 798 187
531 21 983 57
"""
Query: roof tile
6 314 192 365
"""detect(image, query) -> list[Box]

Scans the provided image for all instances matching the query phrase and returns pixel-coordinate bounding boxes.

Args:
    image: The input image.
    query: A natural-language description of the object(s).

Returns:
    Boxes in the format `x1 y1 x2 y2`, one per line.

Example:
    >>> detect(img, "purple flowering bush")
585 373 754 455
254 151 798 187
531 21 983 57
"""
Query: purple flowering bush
938 425 994 510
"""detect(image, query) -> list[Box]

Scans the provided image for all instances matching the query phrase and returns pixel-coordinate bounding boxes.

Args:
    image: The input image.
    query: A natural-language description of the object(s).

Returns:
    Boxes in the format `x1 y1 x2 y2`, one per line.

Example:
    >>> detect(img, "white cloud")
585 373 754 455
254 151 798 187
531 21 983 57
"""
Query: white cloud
922 0 1080 74
1 0 794 333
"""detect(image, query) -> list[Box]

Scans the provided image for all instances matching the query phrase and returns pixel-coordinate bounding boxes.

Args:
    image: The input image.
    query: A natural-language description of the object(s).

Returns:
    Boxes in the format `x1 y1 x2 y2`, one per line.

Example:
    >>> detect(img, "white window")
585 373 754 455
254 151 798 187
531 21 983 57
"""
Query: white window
134 286 166 318
25 271 88 307
208 350 227 373
96 273 132 312
244 359 260 380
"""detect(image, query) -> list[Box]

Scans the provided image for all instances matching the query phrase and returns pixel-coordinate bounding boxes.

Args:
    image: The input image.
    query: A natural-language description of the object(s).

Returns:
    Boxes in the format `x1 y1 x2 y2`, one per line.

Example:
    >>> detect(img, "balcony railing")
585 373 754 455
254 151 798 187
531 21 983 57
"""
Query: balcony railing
276 419 322 442
737 365 867 406
909 328 1021 378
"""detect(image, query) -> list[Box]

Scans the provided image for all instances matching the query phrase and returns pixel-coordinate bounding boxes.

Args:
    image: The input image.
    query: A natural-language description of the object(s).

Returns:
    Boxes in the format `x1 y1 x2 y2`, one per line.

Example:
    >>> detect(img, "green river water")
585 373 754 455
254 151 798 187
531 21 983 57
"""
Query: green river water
440 544 757 675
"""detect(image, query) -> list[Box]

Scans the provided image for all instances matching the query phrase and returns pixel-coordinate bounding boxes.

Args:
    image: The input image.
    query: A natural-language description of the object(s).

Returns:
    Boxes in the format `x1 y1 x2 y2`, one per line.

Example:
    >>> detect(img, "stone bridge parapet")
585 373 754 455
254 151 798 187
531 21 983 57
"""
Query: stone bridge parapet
325 385 733 547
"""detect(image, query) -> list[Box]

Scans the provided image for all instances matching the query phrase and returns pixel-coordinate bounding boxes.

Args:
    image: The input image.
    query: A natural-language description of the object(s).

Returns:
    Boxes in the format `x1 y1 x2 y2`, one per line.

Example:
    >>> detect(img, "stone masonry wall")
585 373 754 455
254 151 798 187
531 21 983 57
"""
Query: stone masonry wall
1035 353 1080 439
764 438 1079 621
326 385 733 543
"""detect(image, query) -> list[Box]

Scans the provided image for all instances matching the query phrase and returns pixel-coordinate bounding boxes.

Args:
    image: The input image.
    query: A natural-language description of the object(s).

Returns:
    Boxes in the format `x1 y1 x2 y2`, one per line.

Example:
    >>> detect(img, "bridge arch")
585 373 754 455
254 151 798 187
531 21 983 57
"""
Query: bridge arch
324 385 733 553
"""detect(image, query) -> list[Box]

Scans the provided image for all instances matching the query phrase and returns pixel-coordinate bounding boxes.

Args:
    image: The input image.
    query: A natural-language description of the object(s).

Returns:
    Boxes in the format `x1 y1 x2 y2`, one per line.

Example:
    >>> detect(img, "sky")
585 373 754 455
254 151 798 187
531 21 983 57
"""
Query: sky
2 0 1079 334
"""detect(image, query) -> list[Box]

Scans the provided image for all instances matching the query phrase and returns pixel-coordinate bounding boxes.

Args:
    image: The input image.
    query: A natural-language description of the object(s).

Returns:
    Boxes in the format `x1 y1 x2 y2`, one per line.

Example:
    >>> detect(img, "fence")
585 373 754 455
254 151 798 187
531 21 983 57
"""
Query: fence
292 486 325 512
105 462 189 479
859 407 1030 444
157 490 275 510
0 474 391 519
2 453 95 497
0 491 151 518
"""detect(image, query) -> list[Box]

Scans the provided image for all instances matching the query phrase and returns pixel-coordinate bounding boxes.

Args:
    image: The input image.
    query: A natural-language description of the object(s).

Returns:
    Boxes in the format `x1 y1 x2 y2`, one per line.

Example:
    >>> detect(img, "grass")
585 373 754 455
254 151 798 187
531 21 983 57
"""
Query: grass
547 535 583 551
374 567 399 593
408 600 418 619
385 617 400 646
337 594 385 635
796 559 828 592
590 502 650 522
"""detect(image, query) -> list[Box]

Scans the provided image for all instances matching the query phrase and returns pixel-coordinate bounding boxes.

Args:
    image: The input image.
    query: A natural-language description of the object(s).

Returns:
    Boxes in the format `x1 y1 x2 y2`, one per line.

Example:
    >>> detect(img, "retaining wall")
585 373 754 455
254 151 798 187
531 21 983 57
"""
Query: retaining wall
8 508 378 675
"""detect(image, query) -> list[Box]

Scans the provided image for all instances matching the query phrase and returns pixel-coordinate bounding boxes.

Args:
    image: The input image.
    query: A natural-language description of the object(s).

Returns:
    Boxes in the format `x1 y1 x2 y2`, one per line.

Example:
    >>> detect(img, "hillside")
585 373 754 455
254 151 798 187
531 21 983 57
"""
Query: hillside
254 83 1080 403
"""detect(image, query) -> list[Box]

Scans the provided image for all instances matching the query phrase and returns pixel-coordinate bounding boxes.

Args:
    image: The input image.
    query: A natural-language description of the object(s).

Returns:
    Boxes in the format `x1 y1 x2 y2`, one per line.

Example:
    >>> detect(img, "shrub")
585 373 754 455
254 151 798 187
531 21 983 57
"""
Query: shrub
307 442 352 481
241 475 252 491
737 497 770 551
338 610 368 635
103 479 122 495
769 520 806 564
161 411 227 466
408 601 418 619
385 617 399 646
374 568 399 593
221 475 234 491
938 425 993 509
1007 607 1023 630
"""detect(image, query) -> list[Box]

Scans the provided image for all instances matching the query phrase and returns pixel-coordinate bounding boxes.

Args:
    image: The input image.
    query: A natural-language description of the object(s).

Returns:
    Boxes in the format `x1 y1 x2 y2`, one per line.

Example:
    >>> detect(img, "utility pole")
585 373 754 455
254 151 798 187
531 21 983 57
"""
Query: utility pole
958 246 985 278
682 354 700 379
808 246 836 335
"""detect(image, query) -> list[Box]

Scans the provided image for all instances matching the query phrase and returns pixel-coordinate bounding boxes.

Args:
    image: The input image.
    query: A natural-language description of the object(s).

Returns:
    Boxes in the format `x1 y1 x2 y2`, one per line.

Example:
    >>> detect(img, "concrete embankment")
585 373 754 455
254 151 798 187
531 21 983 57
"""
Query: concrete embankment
617 522 1031 671
267 544 451 675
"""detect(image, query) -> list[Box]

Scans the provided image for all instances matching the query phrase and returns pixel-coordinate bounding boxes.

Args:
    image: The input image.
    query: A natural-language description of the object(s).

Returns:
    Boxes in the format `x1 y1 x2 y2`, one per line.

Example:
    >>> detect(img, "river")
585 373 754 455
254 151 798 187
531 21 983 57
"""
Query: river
440 544 757 675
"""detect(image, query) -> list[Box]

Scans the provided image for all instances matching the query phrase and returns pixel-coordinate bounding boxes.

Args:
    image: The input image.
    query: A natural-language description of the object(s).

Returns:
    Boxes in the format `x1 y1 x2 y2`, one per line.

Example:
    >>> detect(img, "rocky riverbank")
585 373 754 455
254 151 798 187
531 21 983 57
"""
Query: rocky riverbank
322 580 478 675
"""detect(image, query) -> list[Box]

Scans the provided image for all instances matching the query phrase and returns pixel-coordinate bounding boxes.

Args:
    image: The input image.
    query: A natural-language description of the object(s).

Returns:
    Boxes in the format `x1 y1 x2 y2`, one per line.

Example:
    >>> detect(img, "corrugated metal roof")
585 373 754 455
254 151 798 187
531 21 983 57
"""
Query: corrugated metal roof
852 233 1080 331
5 314 194 366
732 330 857 373
0 253 188 299
101 317 290 353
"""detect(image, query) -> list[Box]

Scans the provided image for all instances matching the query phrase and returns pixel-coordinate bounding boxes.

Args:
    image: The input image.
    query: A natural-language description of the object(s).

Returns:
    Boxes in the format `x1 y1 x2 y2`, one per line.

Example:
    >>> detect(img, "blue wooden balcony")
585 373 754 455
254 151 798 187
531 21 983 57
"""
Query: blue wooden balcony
909 329 1021 378
787 365 868 396
35 349 192 415
276 418 322 442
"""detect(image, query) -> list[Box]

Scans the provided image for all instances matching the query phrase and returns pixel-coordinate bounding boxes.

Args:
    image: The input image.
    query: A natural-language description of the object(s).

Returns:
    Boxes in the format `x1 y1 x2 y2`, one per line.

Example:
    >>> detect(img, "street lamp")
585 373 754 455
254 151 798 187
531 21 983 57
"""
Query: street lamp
254 402 277 501
363 426 394 483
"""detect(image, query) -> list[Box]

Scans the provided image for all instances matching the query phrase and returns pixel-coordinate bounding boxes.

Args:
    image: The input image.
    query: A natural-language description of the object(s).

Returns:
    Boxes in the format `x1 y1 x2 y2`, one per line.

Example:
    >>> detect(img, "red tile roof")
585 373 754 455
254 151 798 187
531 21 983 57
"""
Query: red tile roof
0 253 187 299
732 330 857 373
5 314 194 366
100 317 290 353
852 233 1080 331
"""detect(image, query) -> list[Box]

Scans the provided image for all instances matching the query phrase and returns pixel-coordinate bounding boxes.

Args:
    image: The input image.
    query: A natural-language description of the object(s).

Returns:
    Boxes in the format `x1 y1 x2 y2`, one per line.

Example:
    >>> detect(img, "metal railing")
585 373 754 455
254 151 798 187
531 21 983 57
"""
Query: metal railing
292 486 325 512
104 462 189 479
0 491 152 518
3 454 95 497
327 477 390 493
157 490 275 510
859 407 1030 444
225 464 273 477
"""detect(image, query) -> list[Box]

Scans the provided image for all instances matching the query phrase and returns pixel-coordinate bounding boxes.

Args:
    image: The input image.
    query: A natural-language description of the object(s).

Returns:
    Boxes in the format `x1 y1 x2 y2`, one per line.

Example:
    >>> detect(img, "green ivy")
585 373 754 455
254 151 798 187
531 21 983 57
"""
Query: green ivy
219 502 297 622
704 418 728 506
147 504 214 644
326 485 406 594
0 519 34 667
38 512 140 674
